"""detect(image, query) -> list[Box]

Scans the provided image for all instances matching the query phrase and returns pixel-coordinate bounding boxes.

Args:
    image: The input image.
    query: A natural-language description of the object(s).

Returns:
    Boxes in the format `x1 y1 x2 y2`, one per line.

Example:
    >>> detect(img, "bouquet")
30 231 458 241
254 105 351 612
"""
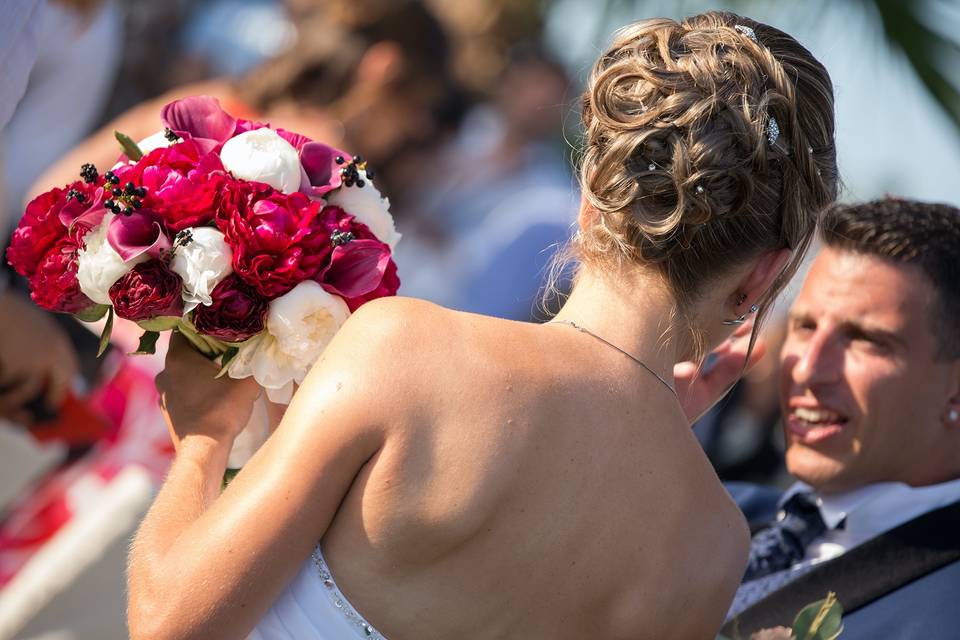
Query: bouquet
6 96 402 466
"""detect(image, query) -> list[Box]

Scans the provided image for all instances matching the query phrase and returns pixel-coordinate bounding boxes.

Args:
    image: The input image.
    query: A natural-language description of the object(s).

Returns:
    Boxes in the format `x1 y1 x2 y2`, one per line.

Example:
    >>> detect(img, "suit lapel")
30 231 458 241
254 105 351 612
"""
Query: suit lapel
722 498 960 636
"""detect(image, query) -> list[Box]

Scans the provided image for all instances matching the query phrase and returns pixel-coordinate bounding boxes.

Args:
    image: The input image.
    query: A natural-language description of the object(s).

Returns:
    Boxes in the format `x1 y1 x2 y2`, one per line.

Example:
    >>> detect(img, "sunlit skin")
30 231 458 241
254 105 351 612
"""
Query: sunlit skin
779 248 960 494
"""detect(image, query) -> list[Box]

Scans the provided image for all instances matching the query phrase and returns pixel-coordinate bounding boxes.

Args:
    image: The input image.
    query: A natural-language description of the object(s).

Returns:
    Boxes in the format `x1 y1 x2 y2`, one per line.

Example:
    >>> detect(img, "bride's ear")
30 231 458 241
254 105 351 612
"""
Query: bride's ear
729 248 792 312
578 197 599 230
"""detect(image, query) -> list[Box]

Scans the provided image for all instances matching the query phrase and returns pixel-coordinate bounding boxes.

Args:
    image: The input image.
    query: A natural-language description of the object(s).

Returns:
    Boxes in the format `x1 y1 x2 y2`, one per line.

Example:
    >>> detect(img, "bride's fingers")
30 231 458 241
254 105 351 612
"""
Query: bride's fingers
731 316 755 339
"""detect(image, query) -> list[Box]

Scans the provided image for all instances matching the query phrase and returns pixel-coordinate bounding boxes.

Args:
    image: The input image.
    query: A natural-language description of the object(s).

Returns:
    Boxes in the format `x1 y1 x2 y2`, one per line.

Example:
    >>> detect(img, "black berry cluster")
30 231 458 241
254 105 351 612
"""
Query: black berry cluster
103 171 148 216
330 229 355 247
334 155 374 188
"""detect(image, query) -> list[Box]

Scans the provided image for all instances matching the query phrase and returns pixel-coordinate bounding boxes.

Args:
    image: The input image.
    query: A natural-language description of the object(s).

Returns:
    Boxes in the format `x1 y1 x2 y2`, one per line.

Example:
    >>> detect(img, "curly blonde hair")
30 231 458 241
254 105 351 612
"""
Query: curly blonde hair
572 12 838 349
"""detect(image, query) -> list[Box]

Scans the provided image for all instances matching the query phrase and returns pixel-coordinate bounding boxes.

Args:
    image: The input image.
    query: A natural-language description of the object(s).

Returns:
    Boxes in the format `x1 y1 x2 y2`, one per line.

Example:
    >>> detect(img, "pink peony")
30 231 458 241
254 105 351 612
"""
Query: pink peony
7 183 94 278
214 180 332 298
28 239 94 314
126 138 228 232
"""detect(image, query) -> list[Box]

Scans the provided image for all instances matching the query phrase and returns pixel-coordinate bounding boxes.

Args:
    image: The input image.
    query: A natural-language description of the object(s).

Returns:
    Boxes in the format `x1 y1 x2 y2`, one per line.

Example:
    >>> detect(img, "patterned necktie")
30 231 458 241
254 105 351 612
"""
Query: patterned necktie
743 492 827 581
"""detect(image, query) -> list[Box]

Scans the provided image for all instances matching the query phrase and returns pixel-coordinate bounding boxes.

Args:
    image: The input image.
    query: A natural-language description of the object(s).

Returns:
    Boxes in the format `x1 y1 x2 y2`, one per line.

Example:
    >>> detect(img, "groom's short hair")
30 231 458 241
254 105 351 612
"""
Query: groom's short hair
819 198 960 359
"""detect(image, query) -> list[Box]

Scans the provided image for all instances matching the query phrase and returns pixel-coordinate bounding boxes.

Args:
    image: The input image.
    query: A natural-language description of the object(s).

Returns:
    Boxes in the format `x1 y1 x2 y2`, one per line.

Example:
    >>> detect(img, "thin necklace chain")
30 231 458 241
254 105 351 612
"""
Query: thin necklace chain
551 319 678 401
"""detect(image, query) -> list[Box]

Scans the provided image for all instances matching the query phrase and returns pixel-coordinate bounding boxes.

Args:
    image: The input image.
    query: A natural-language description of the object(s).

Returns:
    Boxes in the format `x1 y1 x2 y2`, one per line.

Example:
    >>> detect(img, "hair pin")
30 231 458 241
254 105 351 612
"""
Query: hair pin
735 24 758 43
767 117 780 147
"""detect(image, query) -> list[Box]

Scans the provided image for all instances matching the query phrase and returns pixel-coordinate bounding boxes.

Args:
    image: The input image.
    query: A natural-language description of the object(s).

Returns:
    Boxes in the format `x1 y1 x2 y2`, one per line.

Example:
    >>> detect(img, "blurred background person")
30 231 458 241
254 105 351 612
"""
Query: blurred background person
396 44 578 320
0 0 123 426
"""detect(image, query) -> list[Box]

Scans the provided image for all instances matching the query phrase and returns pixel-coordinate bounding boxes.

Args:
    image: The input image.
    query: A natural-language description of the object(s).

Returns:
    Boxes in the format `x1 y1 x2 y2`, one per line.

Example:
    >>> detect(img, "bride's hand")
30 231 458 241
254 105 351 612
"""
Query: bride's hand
155 332 261 449
673 320 768 425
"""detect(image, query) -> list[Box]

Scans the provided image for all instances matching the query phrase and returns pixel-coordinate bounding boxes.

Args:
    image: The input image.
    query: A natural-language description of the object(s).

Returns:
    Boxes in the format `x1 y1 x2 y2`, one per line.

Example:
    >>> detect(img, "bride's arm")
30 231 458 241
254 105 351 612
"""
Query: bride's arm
128 305 404 640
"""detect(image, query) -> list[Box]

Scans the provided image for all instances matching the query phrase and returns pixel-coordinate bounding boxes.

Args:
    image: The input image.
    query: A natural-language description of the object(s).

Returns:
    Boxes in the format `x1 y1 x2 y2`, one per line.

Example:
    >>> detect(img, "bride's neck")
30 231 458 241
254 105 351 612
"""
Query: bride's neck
552 267 689 380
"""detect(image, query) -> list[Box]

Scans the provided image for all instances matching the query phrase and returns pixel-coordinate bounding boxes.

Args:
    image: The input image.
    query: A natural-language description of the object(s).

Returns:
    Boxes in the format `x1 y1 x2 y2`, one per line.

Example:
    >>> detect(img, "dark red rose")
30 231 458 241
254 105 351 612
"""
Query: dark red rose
108 260 184 321
314 206 400 311
192 275 267 342
214 181 331 298
28 240 95 314
7 183 94 277
127 139 228 232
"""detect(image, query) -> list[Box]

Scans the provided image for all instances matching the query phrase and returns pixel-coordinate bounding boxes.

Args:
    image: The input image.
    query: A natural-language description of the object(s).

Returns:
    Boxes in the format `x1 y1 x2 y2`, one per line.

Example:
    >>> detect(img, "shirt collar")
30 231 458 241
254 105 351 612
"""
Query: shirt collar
781 478 960 535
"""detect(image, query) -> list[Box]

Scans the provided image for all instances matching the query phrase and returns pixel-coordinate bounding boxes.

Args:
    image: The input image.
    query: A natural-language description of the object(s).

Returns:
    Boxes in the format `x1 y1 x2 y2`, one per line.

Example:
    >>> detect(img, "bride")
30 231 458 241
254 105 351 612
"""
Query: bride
129 11 837 640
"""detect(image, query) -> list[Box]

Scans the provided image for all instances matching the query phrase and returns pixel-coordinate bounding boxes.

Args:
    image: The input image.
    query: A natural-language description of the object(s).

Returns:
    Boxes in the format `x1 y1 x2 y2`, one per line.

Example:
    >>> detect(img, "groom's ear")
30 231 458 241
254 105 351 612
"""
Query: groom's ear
735 248 792 308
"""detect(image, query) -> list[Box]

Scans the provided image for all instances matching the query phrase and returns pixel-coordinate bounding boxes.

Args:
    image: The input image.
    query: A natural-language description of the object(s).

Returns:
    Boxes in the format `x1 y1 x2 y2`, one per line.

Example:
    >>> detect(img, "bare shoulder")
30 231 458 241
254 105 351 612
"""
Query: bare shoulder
330 296 460 363
294 298 460 413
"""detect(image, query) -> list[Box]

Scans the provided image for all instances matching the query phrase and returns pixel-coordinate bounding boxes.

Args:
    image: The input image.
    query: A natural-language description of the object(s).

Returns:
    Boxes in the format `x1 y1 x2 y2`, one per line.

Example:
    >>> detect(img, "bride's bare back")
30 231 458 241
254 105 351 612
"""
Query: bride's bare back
319 298 748 640
130 11 838 640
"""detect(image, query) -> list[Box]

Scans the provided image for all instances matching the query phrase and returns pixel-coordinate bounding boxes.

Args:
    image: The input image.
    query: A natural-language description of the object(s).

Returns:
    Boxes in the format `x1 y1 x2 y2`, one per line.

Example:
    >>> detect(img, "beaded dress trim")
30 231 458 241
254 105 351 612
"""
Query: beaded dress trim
312 547 387 639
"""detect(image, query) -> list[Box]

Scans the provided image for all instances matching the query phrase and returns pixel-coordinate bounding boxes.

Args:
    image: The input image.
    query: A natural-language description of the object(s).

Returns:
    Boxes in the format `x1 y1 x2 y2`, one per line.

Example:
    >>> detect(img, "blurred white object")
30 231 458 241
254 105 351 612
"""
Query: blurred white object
0 466 153 640
0 422 65 514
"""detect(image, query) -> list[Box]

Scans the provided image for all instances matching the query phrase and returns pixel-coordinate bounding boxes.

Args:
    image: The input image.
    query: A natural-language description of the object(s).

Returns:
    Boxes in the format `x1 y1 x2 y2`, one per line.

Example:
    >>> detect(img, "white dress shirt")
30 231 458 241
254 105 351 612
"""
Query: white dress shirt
783 478 960 568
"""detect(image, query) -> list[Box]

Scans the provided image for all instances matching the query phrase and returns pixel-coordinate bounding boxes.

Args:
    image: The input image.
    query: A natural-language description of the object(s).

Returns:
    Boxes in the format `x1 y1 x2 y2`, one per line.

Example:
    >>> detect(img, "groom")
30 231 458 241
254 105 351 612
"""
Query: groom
724 198 960 638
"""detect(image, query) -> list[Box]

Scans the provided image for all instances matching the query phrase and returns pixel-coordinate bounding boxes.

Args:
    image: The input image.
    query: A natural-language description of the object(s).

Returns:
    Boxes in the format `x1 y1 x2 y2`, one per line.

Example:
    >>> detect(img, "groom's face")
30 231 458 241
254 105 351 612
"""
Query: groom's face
778 247 957 494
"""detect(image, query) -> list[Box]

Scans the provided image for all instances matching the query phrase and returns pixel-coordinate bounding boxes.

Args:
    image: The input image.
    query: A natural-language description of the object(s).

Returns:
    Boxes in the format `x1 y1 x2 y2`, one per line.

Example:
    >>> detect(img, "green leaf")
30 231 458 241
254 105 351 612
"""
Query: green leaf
137 315 181 332
791 593 843 640
97 307 114 357
131 330 161 355
115 130 143 161
222 467 241 490
215 346 240 378
74 304 109 323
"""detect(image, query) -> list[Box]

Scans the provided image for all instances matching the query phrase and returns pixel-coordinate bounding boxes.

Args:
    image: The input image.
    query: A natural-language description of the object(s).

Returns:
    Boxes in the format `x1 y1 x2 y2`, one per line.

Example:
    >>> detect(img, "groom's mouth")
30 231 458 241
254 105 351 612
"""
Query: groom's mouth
786 405 849 445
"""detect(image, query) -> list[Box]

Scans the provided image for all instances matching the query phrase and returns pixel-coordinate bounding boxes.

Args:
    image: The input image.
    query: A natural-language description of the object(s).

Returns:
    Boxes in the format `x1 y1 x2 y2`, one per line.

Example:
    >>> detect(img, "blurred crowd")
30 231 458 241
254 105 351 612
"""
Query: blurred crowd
0 1 792 637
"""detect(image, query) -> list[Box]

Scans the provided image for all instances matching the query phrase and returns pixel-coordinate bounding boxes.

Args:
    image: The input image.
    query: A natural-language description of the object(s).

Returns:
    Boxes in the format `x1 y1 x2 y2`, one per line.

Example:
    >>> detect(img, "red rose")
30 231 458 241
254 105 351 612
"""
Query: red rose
29 239 94 314
192 275 267 342
214 180 331 298
7 183 92 277
127 139 228 232
314 206 400 311
108 260 184 321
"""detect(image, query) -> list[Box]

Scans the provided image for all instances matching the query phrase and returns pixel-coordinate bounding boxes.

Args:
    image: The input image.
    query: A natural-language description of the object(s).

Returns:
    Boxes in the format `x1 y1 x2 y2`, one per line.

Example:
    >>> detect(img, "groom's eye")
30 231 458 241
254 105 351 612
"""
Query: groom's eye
789 317 816 335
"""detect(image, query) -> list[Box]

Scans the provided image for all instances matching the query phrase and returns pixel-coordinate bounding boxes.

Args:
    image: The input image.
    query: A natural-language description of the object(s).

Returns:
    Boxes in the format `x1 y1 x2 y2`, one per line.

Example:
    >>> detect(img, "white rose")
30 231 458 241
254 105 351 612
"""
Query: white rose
327 170 402 249
228 281 350 403
137 129 174 155
169 227 233 311
76 218 149 305
219 128 302 194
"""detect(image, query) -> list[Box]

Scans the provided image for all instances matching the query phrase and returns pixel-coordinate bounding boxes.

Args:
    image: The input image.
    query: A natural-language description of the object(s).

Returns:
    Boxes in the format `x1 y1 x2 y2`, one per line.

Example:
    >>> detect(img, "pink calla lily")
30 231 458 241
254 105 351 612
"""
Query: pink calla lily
318 238 398 310
300 142 350 198
161 96 237 154
107 210 172 261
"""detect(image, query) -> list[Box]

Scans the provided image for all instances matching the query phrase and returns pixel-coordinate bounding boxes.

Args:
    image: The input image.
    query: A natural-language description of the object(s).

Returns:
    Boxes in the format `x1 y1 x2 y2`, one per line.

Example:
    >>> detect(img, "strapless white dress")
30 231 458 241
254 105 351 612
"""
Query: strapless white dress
247 547 387 639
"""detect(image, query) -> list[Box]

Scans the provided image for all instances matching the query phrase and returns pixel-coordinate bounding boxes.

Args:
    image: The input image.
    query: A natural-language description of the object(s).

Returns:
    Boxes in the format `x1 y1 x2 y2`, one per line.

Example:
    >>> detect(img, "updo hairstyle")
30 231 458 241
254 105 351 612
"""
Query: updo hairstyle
577 11 838 349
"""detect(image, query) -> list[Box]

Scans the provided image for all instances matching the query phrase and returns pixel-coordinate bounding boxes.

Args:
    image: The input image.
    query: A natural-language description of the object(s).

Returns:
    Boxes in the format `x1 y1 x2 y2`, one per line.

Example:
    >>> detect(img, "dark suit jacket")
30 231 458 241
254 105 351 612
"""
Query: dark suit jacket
726 489 960 639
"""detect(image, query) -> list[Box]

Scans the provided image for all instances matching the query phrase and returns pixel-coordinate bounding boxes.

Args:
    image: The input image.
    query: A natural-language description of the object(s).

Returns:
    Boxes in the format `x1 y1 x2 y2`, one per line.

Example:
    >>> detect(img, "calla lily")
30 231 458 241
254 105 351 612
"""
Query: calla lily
58 186 108 230
300 142 350 198
318 238 397 310
107 210 171 261
161 96 237 154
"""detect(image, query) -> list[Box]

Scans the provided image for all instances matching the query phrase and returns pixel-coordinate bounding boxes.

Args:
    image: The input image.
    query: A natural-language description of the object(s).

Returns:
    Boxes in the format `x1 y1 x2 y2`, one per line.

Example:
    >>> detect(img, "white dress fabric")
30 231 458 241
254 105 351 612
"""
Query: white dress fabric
247 547 387 640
